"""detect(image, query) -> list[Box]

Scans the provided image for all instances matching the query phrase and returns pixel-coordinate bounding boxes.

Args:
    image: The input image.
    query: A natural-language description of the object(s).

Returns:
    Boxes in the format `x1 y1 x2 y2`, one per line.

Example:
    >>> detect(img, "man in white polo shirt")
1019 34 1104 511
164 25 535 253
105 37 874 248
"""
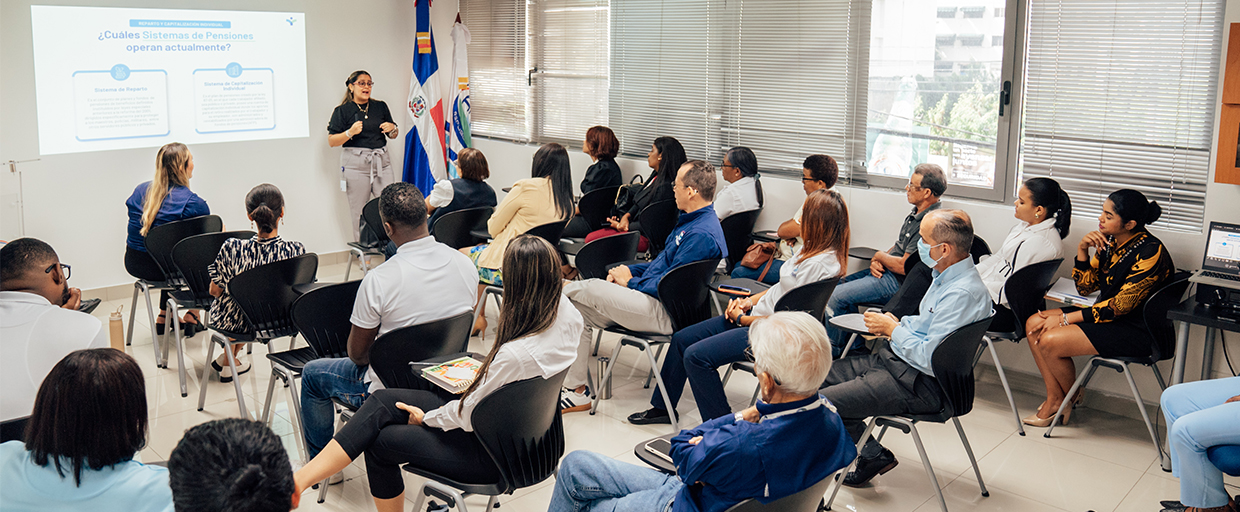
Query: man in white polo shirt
0 238 107 423
300 182 478 464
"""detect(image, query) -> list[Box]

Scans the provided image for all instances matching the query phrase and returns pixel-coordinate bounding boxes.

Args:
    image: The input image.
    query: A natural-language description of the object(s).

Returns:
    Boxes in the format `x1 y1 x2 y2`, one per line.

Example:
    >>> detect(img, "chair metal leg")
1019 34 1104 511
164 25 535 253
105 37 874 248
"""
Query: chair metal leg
749 382 760 407
1151 363 1168 390
721 365 735 387
826 417 879 510
644 343 665 389
1121 363 1167 468
1045 360 1095 438
591 329 603 357
839 332 859 360
344 251 356 281
486 495 499 510
225 340 249 418
198 334 219 411
413 480 470 512
165 297 178 370
287 373 308 461
167 298 189 397
262 369 281 424
984 336 1025 436
590 341 625 415
909 422 949 512
953 417 989 496
142 283 163 367
127 283 140 346
639 339 679 431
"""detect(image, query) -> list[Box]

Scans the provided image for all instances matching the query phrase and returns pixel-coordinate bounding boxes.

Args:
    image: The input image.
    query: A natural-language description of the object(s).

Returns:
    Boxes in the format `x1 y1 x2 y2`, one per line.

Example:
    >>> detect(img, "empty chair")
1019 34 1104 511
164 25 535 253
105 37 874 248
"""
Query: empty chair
720 209 762 272
345 198 388 281
129 215 223 364
574 185 621 237
638 199 680 256
574 232 641 280
431 206 494 249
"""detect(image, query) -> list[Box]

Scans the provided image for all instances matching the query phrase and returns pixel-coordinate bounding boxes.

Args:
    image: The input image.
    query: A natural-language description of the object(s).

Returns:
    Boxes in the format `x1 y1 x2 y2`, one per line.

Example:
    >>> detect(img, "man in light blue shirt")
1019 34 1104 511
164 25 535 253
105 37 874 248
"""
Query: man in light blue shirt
820 209 991 487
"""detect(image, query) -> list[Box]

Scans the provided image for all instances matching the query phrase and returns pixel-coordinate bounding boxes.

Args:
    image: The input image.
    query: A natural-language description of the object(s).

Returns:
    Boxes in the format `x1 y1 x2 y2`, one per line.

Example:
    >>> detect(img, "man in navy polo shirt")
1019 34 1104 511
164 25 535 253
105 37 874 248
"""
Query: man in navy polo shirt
560 160 727 412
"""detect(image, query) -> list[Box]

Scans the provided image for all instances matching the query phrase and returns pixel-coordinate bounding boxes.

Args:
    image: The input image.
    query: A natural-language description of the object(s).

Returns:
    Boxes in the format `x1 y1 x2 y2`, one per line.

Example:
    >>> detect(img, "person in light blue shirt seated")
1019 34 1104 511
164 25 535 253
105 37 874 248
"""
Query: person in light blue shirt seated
820 209 992 488
0 349 172 512
548 311 856 512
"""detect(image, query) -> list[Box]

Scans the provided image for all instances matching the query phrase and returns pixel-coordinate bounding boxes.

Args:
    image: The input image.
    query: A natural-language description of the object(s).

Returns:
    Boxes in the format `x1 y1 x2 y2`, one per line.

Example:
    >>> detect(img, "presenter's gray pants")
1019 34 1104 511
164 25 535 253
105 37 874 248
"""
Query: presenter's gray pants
563 279 672 390
342 147 394 241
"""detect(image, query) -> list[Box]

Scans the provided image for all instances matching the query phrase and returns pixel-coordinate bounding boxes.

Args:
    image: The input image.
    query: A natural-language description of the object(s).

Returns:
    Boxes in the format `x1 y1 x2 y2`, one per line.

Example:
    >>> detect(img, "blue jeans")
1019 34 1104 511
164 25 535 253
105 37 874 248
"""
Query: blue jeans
729 259 784 285
301 357 370 459
825 269 901 357
549 451 681 512
648 315 750 421
1161 376 1240 508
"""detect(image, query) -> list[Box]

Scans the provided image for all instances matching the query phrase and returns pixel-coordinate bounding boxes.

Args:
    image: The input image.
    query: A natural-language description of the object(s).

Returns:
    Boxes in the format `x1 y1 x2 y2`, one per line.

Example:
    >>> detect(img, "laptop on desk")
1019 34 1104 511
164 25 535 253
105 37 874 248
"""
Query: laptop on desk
1189 221 1240 288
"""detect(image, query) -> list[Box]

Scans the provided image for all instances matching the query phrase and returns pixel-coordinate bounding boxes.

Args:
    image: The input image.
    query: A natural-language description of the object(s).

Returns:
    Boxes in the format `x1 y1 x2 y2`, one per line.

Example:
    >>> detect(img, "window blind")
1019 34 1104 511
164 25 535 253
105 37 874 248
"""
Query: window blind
531 0 610 145
460 0 529 141
1020 0 1223 232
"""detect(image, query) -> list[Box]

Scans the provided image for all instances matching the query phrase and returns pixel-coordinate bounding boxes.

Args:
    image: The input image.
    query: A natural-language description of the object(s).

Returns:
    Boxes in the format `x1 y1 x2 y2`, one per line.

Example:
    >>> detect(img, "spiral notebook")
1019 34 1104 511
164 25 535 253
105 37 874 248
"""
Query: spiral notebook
421 356 483 394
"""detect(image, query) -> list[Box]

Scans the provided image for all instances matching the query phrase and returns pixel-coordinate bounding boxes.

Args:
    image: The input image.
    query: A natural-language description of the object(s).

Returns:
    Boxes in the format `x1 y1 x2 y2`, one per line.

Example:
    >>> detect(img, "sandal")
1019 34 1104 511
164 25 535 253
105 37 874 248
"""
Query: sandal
155 312 167 336
181 311 202 337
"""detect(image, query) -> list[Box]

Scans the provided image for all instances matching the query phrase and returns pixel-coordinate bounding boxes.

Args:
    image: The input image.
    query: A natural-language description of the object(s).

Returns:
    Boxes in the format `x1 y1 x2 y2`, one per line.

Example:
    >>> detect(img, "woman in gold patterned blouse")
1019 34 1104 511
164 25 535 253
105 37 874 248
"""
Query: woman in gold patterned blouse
1021 189 1174 427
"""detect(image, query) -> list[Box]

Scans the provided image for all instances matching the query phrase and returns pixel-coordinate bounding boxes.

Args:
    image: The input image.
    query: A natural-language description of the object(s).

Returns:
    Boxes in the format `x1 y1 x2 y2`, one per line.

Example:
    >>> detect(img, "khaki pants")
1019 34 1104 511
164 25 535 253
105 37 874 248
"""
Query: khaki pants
563 279 672 389
342 147 394 241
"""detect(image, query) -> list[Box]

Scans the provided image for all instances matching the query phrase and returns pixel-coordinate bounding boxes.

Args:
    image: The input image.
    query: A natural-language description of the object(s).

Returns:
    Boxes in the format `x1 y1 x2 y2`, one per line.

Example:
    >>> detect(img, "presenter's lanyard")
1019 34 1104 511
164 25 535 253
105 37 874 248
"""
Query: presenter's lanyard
757 396 831 424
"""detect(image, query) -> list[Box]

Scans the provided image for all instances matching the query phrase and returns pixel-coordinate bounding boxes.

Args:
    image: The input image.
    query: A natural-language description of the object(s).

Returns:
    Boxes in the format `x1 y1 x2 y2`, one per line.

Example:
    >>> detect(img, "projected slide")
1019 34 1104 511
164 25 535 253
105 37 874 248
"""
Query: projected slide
31 6 309 156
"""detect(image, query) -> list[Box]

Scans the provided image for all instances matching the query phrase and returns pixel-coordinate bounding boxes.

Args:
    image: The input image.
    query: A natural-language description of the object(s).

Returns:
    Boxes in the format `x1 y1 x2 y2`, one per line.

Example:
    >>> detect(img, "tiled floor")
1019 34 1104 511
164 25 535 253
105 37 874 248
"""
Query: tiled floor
89 260 1239 512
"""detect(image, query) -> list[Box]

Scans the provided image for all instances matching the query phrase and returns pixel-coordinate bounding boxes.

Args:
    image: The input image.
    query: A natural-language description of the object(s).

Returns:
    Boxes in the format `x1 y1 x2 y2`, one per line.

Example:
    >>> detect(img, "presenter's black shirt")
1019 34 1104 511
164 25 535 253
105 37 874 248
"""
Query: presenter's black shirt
328 100 397 149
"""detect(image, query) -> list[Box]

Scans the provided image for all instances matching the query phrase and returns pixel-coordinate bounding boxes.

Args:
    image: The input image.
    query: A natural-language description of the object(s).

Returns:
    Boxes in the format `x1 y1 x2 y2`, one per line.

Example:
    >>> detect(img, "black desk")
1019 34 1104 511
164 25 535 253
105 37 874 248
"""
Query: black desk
634 434 678 475
1169 297 1240 385
848 247 879 261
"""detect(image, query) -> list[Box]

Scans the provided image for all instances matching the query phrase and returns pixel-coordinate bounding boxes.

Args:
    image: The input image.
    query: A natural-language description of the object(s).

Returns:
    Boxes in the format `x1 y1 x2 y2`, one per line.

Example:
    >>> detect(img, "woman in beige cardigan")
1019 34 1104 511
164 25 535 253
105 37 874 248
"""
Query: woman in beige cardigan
463 142 573 334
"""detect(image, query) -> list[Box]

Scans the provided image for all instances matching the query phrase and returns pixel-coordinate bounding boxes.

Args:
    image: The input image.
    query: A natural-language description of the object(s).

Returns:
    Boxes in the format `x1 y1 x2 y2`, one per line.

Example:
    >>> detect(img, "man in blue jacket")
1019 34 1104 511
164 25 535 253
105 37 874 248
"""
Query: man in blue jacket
560 160 727 412
548 312 856 512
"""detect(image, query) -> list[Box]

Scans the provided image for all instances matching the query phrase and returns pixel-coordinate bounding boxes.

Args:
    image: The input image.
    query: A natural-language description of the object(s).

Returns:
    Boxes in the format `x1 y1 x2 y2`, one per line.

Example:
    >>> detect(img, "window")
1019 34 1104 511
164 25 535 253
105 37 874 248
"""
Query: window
937 7 958 18
935 34 957 46
994 7 1005 17
460 0 528 141
961 6 985 18
1016 0 1224 232
992 35 1002 47
958 34 984 46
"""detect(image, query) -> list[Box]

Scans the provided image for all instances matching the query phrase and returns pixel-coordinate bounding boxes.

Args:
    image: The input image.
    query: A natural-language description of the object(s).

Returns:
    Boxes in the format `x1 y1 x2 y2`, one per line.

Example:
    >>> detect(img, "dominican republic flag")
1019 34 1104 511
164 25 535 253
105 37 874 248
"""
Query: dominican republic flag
402 0 447 194
446 15 472 179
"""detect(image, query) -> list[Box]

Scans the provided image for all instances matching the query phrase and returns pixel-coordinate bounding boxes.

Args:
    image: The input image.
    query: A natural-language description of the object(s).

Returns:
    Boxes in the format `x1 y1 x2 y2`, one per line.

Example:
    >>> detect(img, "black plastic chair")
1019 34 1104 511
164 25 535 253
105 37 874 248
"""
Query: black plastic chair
128 215 223 365
575 232 641 280
977 258 1064 436
576 185 621 234
1043 271 1193 470
369 311 475 390
166 231 255 397
831 258 930 359
970 235 991 263
590 259 721 431
475 222 569 342
198 253 318 417
0 416 27 443
825 315 994 512
638 200 680 256
726 473 835 512
431 206 494 249
346 198 387 281
720 209 762 272
408 370 569 512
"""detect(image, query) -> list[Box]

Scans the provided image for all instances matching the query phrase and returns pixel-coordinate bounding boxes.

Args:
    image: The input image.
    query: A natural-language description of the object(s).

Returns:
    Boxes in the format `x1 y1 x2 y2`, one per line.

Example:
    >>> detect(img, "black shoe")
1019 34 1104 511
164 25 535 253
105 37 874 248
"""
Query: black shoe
842 448 898 488
77 298 102 315
1158 500 1186 511
628 407 673 425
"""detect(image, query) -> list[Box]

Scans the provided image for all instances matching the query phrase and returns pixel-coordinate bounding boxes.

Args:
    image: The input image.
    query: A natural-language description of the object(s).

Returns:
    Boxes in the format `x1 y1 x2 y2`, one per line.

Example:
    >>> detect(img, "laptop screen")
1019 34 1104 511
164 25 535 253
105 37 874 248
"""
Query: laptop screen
1203 222 1240 274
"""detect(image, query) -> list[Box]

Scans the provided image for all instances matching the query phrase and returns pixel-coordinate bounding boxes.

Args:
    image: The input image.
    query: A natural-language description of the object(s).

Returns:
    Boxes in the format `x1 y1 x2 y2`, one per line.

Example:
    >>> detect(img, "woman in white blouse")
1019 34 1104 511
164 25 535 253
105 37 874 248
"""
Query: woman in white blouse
713 146 763 220
976 177 1072 331
293 235 583 512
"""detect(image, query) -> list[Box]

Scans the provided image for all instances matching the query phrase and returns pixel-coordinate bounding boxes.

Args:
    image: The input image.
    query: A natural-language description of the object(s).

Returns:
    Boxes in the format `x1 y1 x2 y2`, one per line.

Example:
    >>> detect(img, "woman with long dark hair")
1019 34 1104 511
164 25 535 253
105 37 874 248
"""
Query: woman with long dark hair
584 136 687 251
1023 189 1174 427
293 236 583 512
628 189 851 425
463 143 573 334
327 70 399 242
712 146 763 219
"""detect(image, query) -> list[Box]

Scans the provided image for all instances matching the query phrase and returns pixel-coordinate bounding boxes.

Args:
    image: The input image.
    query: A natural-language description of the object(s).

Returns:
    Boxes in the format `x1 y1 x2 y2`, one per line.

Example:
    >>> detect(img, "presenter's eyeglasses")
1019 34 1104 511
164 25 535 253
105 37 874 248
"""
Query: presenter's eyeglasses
354 81 375 87
45 262 71 280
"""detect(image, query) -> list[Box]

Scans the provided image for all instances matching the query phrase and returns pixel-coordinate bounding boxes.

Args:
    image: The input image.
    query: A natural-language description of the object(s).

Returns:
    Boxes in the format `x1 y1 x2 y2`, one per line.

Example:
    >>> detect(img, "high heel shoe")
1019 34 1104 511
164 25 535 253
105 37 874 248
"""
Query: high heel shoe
181 311 202 337
471 316 487 337
1021 401 1072 427
155 313 167 335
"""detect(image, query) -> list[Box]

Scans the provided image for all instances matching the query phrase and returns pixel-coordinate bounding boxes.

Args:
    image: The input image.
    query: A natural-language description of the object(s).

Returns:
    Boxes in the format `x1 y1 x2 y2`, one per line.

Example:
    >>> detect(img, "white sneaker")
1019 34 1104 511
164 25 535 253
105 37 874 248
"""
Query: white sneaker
560 387 591 413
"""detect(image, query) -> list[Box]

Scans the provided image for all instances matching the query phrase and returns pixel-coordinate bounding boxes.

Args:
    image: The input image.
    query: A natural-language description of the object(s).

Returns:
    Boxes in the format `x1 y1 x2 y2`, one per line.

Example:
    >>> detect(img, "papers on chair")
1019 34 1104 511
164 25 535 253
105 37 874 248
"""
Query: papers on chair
1045 277 1099 307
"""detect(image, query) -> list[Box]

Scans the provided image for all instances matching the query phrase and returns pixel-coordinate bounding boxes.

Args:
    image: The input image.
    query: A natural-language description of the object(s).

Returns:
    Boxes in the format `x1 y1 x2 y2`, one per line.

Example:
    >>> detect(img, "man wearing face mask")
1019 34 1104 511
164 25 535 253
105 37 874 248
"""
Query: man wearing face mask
0 238 107 424
819 209 991 488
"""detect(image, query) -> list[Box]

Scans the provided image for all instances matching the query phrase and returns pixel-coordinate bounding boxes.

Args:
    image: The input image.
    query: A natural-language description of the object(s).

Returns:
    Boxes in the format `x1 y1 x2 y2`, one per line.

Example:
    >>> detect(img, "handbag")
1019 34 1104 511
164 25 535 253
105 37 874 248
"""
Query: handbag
610 174 646 218
739 241 779 281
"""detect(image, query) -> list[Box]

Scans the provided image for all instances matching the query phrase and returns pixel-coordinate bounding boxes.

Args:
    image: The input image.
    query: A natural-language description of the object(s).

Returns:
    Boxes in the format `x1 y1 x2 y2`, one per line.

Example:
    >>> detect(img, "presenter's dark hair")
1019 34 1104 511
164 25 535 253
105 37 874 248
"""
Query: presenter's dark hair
458 148 490 181
25 349 147 486
245 184 285 234
0 237 58 285
168 419 294 512
726 147 763 207
1107 188 1162 231
585 126 619 159
679 160 718 201
803 154 839 189
340 70 371 105
379 182 428 229
531 143 574 220
652 136 688 184
1024 177 1072 239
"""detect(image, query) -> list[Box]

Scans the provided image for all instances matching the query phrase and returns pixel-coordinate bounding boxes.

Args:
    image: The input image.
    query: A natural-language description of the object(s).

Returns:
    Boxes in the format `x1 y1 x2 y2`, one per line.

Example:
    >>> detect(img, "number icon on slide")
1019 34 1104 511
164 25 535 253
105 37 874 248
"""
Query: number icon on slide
110 64 130 81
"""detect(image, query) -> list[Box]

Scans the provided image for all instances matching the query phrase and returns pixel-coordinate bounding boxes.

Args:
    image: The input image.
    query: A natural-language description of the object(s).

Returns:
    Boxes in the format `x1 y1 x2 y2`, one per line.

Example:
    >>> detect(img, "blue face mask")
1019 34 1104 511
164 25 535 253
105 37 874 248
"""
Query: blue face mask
917 239 945 267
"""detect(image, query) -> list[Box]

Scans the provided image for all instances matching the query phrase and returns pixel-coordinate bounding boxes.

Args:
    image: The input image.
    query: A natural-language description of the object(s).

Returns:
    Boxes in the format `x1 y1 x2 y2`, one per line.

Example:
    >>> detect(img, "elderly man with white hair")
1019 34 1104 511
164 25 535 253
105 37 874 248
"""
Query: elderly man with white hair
547 312 856 512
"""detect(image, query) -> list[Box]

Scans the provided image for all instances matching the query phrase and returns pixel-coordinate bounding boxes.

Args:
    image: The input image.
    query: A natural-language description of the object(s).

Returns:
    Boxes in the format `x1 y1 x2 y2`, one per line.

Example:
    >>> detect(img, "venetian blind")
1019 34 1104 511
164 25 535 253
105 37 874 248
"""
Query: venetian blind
531 0 611 145
460 0 530 141
1020 0 1223 232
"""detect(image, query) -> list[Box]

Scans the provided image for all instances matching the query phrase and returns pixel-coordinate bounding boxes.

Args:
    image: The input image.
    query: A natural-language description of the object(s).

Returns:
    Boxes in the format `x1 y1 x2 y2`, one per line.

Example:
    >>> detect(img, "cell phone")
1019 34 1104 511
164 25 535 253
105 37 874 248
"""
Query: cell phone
644 438 674 463
718 284 751 295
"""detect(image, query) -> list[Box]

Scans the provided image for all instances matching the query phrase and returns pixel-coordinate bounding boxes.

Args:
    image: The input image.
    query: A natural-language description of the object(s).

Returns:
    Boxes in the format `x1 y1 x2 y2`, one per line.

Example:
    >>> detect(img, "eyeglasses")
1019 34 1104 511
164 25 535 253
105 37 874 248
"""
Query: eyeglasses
905 181 923 191
354 81 375 87
801 177 818 183
45 262 70 280
743 346 782 385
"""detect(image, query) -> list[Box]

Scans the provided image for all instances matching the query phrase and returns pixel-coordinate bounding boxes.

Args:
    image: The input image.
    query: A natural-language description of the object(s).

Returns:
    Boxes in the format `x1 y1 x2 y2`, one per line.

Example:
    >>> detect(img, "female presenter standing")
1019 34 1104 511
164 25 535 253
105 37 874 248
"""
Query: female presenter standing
328 70 400 241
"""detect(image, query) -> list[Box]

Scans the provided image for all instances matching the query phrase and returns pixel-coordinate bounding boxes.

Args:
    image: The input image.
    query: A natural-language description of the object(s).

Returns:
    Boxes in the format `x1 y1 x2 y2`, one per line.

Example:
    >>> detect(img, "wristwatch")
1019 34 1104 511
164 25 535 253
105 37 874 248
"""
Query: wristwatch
734 411 745 423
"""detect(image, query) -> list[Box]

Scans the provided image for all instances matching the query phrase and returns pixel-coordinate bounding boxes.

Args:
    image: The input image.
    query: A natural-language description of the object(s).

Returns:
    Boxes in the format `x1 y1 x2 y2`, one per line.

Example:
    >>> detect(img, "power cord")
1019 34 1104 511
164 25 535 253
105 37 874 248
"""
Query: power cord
1221 330 1236 377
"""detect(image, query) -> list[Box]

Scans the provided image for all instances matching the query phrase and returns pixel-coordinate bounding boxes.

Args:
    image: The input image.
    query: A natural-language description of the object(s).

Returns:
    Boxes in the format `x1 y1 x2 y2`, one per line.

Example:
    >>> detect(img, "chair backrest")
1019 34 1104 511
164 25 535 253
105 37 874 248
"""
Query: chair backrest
145 215 224 284
0 416 28 444
291 280 363 359
171 231 256 307
638 200 680 255
431 206 495 249
575 232 641 280
720 209 762 271
772 277 841 321
368 311 475 389
724 472 835 512
1141 271 1193 362
525 220 568 249
883 259 932 318
228 254 319 339
999 258 1064 338
358 197 389 248
471 369 569 493
970 235 992 264
656 259 723 331
577 185 621 231
926 315 994 419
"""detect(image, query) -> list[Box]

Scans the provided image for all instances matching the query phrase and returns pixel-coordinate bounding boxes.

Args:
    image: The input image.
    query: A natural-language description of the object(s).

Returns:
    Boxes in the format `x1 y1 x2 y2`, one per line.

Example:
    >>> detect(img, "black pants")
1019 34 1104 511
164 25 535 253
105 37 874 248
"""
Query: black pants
820 345 944 459
124 246 171 308
333 388 499 499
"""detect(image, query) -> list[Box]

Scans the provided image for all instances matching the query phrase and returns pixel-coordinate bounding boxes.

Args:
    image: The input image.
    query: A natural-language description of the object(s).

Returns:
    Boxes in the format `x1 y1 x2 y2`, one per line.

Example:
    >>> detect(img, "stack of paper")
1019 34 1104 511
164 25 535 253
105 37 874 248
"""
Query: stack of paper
1045 277 1100 307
